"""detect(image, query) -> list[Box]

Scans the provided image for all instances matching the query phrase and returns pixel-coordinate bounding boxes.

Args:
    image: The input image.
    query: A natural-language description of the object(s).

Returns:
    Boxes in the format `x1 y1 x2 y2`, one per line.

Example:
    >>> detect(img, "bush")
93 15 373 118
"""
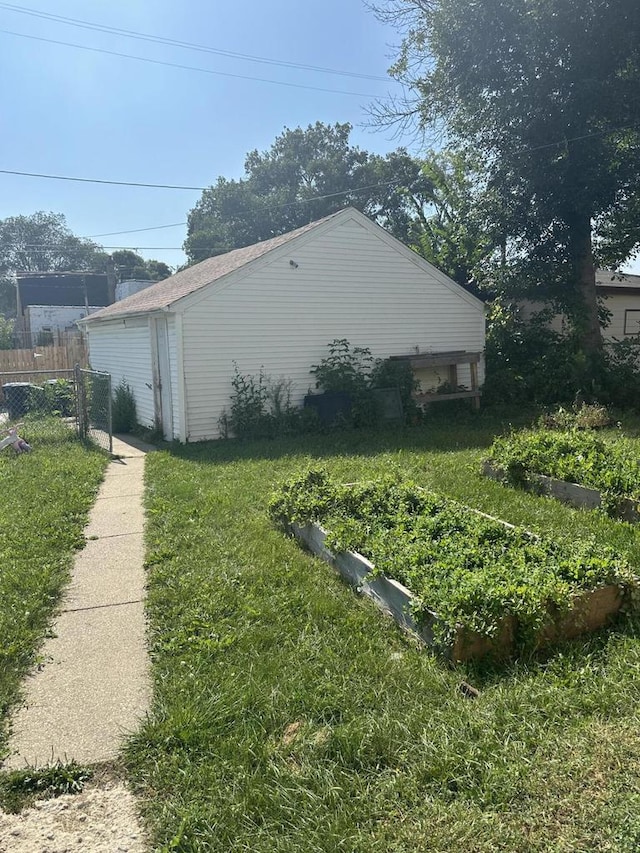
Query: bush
538 402 614 431
483 300 640 410
112 380 137 433
219 365 307 440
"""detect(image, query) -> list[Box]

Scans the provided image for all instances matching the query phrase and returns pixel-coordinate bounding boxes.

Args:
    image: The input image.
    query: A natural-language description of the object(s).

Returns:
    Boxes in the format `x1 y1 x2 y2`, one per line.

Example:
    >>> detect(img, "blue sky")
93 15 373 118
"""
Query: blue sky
0 1 637 274
0 0 410 269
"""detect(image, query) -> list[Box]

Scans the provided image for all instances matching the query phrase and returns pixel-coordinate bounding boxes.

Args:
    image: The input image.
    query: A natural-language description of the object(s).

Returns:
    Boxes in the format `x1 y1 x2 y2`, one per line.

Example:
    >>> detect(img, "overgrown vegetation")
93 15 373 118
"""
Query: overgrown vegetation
218 363 308 439
0 420 107 756
130 418 640 851
539 402 614 431
487 428 640 508
220 341 421 439
112 379 138 433
483 301 640 409
270 469 636 644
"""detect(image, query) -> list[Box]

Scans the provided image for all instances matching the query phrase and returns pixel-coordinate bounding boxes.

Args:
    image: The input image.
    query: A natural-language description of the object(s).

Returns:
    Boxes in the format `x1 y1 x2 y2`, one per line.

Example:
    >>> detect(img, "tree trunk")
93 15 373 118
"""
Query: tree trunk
568 210 602 353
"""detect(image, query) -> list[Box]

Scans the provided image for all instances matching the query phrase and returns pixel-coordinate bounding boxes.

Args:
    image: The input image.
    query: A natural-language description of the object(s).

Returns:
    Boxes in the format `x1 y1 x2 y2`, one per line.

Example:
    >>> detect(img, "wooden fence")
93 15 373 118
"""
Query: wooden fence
0 340 88 375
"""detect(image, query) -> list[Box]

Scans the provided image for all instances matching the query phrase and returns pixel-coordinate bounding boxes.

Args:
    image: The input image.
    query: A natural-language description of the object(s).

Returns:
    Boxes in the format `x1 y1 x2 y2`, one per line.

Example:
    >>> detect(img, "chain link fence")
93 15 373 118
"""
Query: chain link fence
75 366 113 453
0 366 113 453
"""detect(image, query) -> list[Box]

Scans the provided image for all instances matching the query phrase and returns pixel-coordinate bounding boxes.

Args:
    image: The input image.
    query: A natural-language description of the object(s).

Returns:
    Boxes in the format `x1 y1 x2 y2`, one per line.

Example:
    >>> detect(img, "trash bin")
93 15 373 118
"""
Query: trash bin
2 382 39 420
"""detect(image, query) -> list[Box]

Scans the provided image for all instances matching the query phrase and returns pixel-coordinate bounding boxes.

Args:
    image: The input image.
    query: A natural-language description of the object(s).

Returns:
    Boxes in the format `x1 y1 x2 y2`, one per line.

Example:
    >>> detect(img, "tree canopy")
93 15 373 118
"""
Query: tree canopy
184 122 456 265
101 250 172 283
374 0 640 352
0 212 172 316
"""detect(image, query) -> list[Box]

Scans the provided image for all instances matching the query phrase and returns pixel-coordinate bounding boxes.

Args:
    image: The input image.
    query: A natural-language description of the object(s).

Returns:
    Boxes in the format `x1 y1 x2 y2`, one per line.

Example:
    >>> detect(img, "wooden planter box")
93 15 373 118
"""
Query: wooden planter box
289 521 515 663
482 460 640 523
288 517 625 663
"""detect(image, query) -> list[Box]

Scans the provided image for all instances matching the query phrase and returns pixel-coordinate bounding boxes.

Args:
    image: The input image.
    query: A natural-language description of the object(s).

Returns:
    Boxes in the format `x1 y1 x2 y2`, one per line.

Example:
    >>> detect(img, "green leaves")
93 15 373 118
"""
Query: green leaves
270 470 636 644
488 428 640 506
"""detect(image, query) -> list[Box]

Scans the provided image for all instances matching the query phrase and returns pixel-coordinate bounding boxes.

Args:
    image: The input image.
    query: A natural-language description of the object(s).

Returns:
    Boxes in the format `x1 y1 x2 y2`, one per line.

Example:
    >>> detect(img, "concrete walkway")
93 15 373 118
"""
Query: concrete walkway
2 435 153 769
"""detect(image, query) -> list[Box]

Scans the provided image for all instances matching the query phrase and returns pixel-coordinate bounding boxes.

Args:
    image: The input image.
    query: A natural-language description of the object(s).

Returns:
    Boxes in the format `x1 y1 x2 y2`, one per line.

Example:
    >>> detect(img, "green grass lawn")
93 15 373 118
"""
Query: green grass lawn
131 410 640 852
0 420 108 757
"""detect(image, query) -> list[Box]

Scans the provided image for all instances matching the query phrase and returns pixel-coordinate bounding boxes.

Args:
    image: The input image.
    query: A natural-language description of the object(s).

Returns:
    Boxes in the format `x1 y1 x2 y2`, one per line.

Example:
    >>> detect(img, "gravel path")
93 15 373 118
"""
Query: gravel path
0 780 147 853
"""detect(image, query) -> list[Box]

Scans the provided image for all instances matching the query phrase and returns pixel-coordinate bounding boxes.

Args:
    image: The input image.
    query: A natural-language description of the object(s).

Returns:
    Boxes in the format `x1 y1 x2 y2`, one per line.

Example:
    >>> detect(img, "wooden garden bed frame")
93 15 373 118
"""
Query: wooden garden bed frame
287 505 625 663
482 460 640 523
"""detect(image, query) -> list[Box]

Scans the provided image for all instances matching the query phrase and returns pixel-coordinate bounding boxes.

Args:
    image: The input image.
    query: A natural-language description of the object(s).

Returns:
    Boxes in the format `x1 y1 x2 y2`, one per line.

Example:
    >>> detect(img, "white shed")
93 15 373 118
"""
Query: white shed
80 208 486 442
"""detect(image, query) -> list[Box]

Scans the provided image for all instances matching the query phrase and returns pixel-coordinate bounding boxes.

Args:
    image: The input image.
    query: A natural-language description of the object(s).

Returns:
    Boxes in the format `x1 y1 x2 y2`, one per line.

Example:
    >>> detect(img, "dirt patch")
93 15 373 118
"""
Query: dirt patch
0 776 147 853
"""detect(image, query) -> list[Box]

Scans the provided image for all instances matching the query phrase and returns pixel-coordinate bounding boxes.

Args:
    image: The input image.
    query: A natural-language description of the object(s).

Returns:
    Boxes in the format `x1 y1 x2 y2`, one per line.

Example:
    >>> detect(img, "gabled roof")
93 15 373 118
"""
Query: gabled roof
82 206 484 324
83 210 346 322
596 269 640 291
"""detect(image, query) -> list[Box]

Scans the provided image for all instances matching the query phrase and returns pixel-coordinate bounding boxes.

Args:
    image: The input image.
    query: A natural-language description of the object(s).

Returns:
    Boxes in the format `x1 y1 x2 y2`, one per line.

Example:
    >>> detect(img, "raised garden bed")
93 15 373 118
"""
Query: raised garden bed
269 471 636 662
484 430 640 522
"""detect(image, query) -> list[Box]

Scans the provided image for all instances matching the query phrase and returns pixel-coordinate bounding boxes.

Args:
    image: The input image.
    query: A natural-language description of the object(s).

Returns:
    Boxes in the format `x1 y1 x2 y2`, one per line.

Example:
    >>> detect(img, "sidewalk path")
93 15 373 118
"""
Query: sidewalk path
2 435 153 769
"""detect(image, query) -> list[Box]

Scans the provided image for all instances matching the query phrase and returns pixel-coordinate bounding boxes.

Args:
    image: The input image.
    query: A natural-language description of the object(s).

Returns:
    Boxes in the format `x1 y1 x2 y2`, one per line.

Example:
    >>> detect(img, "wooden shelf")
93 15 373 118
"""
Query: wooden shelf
414 390 482 403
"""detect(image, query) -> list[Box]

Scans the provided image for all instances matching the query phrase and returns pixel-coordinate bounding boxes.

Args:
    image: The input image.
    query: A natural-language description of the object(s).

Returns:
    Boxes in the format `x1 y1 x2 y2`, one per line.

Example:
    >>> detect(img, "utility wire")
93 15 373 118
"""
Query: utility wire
0 2 394 83
0 29 382 98
0 167 206 191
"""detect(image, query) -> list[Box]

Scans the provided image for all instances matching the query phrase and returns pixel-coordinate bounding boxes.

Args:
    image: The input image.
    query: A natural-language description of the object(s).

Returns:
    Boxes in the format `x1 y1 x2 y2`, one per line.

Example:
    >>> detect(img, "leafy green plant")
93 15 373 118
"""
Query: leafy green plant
310 339 380 427
0 313 13 350
220 365 308 440
270 469 636 645
370 357 420 421
487 429 640 510
112 380 137 433
40 378 76 417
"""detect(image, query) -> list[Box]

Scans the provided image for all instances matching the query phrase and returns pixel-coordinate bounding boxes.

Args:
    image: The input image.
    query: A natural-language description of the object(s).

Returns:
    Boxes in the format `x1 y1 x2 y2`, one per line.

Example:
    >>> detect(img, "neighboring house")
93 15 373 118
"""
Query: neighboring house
25 304 104 345
519 269 640 341
596 269 640 339
79 208 486 442
15 272 111 347
14 273 156 346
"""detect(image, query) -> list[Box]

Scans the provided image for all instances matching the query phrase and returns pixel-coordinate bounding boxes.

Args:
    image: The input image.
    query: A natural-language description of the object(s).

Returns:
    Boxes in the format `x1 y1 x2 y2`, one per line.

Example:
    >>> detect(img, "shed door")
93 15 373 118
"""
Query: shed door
153 317 174 440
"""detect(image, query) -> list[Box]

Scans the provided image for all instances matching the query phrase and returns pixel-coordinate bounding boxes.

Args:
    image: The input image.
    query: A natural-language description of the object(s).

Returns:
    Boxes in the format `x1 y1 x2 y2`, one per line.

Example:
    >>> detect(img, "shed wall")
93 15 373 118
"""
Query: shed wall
181 217 485 440
86 318 155 428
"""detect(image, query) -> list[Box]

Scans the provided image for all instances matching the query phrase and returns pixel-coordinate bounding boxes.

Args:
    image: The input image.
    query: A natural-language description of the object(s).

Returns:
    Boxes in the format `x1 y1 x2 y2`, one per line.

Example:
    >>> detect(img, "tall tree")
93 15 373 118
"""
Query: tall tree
0 212 102 315
184 122 436 264
373 0 640 352
102 250 172 282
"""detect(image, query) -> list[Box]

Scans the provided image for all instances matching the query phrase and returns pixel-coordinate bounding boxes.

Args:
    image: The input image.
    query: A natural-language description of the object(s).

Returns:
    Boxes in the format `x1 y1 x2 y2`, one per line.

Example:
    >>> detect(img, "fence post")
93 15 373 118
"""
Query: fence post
74 363 86 439
106 372 113 453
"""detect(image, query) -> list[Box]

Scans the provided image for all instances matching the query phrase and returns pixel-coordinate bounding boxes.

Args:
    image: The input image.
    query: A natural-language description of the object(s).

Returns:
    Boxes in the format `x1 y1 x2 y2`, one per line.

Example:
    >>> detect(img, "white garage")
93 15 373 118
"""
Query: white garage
80 207 485 442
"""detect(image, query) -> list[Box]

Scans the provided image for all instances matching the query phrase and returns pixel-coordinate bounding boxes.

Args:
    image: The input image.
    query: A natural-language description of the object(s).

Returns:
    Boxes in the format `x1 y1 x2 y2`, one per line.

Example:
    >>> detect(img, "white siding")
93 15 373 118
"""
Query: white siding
181 217 485 441
86 318 155 428
166 315 181 437
521 293 640 342
601 292 640 340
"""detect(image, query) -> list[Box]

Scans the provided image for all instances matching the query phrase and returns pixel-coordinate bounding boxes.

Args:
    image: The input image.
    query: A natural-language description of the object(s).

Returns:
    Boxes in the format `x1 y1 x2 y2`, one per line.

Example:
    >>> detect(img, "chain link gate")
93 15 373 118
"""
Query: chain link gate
75 365 113 453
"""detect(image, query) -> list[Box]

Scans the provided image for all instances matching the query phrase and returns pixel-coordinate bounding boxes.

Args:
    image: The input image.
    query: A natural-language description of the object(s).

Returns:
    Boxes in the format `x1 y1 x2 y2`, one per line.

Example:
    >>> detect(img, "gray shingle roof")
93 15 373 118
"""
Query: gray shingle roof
84 210 346 322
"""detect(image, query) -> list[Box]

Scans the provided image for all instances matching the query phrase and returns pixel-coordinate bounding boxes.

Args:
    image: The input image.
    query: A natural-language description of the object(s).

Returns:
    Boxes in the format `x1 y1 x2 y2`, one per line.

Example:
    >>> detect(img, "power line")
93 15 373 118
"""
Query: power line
0 167 205 191
0 29 381 98
0 2 394 84
87 222 187 238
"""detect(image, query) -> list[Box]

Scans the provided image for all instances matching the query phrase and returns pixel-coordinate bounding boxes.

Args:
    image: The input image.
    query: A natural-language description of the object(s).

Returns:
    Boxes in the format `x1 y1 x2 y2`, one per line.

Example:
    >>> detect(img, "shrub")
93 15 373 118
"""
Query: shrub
370 357 420 421
220 365 308 440
0 314 13 350
112 380 137 433
41 379 75 417
538 402 614 431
